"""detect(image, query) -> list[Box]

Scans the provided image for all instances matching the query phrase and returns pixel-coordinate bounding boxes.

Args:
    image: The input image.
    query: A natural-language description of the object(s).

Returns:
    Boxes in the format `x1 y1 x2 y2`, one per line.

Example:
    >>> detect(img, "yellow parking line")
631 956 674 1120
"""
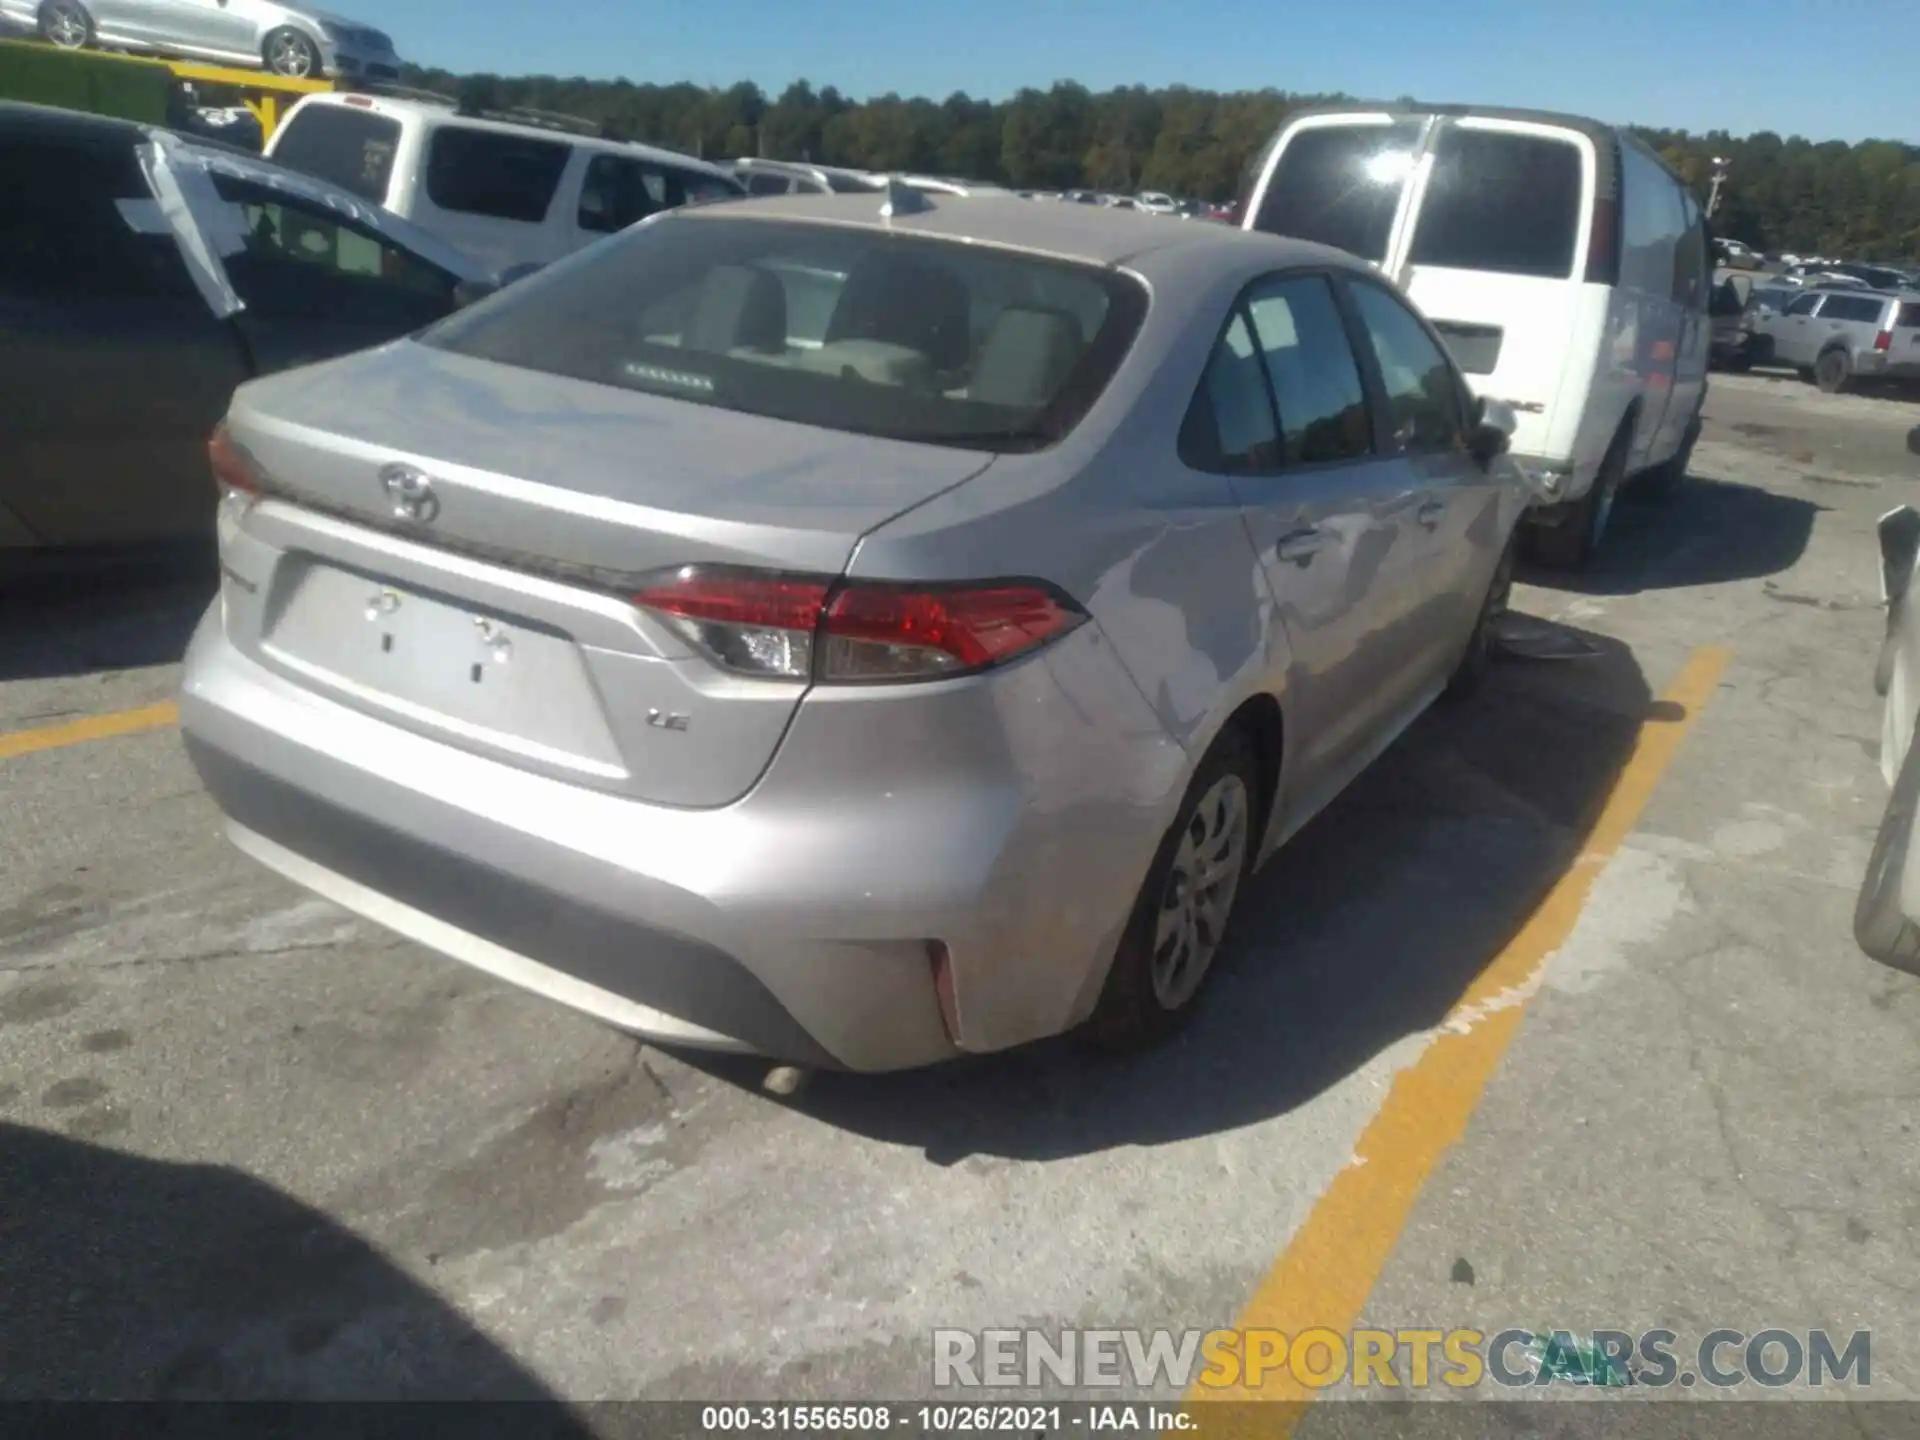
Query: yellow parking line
0 702 180 761
1193 644 1731 1416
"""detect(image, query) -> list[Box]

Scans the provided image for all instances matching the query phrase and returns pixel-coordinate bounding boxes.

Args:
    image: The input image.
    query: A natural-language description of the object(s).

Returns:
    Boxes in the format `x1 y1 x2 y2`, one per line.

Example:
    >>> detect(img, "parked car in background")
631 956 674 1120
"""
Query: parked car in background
1136 191 1177 216
0 100 491 551
1747 288 1920 392
11 0 403 79
1855 423 1920 976
178 192 1526 1071
888 173 1013 197
732 158 884 196
264 91 744 274
1708 276 1756 371
1238 103 1710 567
1714 236 1760 269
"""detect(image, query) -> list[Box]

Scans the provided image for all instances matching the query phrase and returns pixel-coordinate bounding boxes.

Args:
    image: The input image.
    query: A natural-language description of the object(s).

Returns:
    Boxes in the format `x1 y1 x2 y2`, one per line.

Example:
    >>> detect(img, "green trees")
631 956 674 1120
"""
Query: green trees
402 63 1920 256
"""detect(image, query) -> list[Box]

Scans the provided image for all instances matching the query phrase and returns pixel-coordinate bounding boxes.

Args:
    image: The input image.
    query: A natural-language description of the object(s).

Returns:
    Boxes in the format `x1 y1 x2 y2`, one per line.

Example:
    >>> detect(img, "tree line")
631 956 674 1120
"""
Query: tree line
401 68 1920 262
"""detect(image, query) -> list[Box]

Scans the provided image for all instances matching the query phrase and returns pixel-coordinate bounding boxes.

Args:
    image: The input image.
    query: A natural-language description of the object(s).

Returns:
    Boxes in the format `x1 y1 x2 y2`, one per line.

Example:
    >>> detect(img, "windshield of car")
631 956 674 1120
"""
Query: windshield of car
419 215 1147 451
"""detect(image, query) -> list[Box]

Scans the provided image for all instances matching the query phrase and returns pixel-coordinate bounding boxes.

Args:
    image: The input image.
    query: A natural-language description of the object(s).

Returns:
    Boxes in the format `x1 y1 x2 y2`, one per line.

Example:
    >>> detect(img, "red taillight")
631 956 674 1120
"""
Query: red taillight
631 568 1086 683
208 421 264 495
633 569 831 679
1877 327 1894 352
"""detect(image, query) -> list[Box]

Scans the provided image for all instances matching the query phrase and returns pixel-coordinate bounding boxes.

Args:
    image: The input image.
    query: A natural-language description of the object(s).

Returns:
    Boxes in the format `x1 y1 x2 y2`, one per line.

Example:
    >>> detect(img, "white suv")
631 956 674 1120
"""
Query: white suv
266 91 744 274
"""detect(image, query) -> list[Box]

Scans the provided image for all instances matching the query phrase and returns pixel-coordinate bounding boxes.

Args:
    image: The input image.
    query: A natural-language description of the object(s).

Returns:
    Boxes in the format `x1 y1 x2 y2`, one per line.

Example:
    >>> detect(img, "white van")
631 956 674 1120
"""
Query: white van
1239 104 1712 566
265 92 745 277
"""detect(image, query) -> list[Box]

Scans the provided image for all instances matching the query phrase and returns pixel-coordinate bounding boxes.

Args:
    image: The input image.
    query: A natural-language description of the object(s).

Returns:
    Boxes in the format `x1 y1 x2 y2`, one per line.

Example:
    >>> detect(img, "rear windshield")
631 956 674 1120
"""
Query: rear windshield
1252 121 1424 263
425 125 571 223
420 216 1147 452
1408 127 1584 280
269 103 401 204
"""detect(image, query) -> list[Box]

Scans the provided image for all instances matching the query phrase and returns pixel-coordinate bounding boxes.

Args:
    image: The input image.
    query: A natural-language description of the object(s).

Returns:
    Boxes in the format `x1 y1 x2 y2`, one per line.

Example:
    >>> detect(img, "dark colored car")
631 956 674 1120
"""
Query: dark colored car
0 100 491 552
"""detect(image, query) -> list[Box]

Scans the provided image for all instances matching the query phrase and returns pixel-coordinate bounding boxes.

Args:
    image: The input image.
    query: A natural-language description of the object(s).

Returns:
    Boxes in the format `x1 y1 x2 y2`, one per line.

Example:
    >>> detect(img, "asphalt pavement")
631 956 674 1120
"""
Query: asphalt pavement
2 371 1917 1426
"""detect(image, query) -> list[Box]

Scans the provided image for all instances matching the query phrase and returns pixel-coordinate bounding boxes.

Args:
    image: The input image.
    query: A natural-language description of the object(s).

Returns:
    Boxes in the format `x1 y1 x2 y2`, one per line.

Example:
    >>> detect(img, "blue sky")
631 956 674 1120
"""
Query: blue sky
382 0 1913 145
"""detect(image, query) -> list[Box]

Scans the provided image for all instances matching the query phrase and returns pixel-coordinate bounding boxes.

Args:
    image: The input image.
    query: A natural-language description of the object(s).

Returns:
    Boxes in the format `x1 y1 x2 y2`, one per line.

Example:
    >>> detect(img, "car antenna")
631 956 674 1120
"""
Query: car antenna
879 176 930 222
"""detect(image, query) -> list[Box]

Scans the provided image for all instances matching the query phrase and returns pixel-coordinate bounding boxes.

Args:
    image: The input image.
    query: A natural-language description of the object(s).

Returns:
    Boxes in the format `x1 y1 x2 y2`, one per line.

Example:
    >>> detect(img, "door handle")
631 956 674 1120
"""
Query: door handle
1417 500 1446 530
1275 528 1328 565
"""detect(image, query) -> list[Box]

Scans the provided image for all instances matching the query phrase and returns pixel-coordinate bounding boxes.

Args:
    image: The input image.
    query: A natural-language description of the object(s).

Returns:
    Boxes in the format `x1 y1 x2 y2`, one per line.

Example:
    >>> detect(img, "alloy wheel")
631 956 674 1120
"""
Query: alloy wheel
1149 773 1249 1010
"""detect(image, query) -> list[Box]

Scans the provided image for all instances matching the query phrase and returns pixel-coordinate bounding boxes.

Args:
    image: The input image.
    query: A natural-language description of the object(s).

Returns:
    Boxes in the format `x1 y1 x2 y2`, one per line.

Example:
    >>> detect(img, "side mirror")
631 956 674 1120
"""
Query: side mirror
1468 397 1517 467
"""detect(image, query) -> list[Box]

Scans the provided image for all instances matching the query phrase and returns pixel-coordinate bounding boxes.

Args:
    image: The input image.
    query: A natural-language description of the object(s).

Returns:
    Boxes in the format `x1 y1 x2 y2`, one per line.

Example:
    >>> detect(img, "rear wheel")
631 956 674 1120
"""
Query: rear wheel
1087 728 1259 1050
1855 727 1920 975
39 0 91 47
1816 348 1854 395
263 26 319 77
1528 424 1630 570
1641 413 1700 504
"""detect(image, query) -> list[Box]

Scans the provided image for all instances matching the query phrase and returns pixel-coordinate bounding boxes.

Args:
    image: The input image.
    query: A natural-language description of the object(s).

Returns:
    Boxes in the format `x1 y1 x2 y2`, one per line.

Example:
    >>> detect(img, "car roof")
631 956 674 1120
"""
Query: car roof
290 93 737 180
671 190 1364 276
0 99 147 145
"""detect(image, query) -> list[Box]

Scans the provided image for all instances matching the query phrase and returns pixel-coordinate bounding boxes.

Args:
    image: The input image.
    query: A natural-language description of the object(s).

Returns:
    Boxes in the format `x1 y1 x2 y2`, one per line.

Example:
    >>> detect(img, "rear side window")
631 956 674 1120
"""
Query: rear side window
1822 294 1883 323
1181 312 1282 473
0 137 199 303
1408 127 1584 280
425 126 570 223
269 104 400 204
1252 121 1424 264
1243 275 1372 464
578 155 659 233
1898 303 1920 329
1347 280 1467 454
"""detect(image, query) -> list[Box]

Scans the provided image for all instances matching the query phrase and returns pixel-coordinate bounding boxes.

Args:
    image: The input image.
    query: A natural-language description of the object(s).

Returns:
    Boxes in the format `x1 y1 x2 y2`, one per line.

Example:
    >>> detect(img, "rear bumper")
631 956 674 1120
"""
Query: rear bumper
1853 352 1920 381
179 597 1182 1071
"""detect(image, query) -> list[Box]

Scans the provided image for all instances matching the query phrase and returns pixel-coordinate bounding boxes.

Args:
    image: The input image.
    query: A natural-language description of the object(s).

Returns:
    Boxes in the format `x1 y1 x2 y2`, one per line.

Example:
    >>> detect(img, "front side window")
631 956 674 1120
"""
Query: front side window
422 216 1146 452
1408 126 1584 281
1346 280 1466 455
1242 274 1372 464
209 172 455 321
1787 293 1821 317
1252 121 1424 264
745 171 793 196
1180 311 1282 474
424 126 570 223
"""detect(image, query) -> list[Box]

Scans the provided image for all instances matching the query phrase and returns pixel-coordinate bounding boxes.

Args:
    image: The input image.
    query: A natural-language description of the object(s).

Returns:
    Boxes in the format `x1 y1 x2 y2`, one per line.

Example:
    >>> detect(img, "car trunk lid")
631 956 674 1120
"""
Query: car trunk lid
217 341 994 808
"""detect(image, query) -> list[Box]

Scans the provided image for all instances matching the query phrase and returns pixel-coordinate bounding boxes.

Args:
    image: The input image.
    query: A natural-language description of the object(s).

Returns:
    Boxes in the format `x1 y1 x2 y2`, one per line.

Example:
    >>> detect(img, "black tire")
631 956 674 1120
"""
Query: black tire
1641 413 1700 504
1527 423 1631 570
38 0 92 47
1816 348 1854 395
1086 727 1261 1051
1442 533 1515 702
262 25 320 77
1855 728 1920 976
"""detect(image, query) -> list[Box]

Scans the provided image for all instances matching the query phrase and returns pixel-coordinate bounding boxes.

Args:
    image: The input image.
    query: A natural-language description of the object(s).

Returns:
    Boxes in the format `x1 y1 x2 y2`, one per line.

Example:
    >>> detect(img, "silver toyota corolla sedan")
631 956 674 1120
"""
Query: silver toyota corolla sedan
179 190 1525 1072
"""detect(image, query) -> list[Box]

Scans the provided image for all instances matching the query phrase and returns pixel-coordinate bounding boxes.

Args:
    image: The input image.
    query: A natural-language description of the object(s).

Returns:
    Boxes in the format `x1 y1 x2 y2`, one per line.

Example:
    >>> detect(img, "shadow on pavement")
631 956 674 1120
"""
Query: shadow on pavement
0 545 215 682
691 622 1655 1164
0 1122 593 1415
1525 472 1822 597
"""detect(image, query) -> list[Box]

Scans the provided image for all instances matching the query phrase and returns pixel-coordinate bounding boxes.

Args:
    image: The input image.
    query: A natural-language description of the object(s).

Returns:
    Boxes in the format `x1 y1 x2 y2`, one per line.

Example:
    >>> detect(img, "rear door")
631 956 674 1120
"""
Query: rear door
0 133 251 548
1392 117 1592 465
1191 272 1429 793
1245 115 1427 270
